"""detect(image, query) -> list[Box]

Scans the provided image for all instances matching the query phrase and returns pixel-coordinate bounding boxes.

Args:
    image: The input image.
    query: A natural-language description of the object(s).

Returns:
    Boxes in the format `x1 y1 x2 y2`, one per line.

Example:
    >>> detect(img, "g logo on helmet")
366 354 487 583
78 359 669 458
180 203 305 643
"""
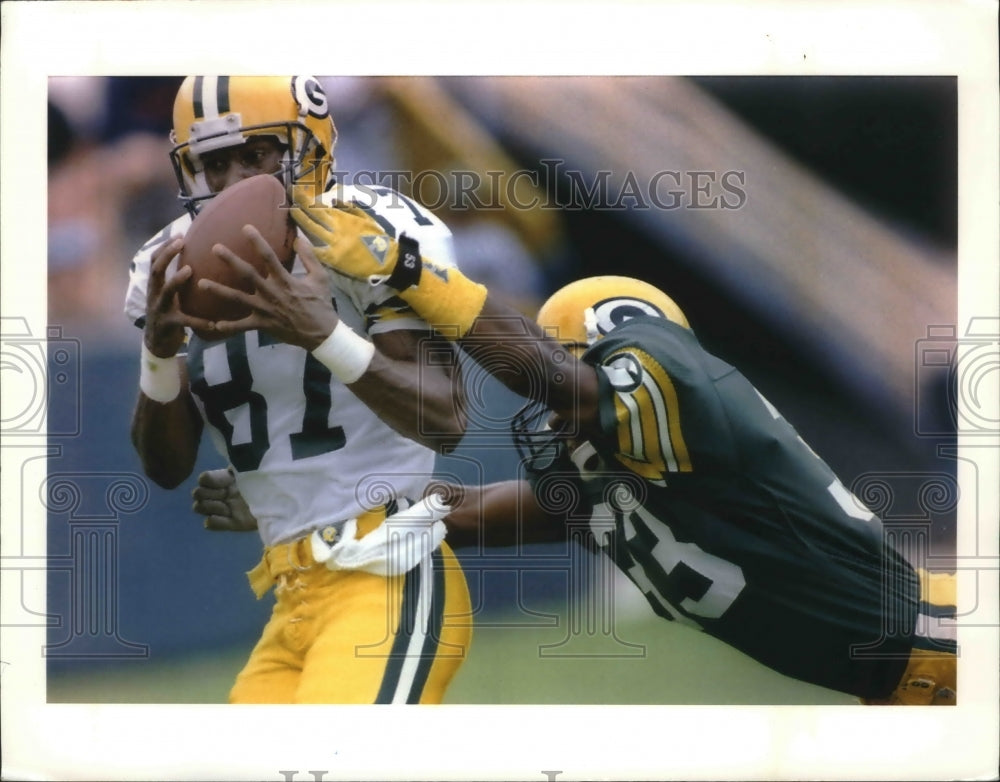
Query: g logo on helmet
591 297 666 338
293 76 330 119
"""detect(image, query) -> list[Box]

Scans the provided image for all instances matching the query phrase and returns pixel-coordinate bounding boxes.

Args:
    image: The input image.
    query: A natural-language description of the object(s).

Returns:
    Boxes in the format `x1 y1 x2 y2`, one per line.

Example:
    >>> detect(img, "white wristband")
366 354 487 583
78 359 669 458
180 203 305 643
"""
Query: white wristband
311 321 375 384
139 343 182 403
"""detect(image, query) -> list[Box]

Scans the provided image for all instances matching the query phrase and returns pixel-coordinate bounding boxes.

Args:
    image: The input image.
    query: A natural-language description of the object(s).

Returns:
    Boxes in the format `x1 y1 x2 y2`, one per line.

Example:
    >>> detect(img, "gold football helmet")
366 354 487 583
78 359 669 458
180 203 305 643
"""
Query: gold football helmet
535 275 690 352
169 76 337 211
513 275 690 469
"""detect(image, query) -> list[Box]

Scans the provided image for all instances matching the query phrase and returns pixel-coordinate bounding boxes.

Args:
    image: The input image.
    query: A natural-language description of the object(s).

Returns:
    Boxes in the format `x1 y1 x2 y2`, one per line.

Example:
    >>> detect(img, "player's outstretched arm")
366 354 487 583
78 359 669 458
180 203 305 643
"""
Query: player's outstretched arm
290 191 488 336
288 196 600 436
457 298 601 438
438 480 569 549
131 237 207 489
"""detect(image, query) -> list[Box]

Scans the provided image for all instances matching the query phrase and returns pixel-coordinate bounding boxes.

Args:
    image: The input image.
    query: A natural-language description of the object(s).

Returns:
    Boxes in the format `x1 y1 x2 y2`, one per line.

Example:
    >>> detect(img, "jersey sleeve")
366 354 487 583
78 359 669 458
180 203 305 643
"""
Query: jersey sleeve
588 319 737 483
320 185 457 336
594 345 694 482
123 215 192 328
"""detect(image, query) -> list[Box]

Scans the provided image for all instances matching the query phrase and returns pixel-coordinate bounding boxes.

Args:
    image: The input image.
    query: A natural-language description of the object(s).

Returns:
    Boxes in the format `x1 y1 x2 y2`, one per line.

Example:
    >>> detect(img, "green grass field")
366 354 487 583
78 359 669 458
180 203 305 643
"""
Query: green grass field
47 608 855 705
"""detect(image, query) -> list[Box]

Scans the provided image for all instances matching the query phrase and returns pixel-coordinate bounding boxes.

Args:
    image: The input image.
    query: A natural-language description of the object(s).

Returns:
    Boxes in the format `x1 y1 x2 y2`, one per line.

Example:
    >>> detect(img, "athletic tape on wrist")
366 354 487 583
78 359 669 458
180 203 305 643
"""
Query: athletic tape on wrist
139 343 182 403
311 321 375 384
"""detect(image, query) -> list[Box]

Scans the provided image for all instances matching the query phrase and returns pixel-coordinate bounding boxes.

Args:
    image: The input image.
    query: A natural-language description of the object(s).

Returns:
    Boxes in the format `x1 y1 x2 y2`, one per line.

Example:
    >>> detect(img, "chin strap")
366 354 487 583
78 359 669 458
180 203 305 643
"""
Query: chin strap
584 306 600 346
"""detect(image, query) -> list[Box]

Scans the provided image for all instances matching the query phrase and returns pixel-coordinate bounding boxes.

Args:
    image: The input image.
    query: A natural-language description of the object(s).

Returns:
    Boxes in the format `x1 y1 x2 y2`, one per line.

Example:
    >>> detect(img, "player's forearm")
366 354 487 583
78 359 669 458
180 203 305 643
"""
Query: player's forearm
394 270 602 438
442 480 568 549
347 350 467 454
457 298 601 432
130 365 203 489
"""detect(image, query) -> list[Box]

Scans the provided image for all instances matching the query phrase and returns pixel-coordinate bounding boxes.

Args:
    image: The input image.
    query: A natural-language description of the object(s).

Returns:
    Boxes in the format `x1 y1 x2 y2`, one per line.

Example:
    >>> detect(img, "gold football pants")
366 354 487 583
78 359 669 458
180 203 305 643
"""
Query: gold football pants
231 528 472 704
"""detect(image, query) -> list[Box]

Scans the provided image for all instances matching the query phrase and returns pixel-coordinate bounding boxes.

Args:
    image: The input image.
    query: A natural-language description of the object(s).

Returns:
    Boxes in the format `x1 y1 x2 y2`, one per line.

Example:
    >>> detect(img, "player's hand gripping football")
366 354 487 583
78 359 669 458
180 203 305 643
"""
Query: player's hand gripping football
197 228 340 351
289 188 488 337
144 236 221 356
192 467 258 532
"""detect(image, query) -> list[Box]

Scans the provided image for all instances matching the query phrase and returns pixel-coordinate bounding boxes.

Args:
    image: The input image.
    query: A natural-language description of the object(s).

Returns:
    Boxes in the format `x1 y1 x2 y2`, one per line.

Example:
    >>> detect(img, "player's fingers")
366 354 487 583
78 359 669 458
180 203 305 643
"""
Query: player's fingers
160 270 220 336
191 484 230 503
157 264 193 306
150 237 184 278
288 196 369 245
294 237 325 275
189 289 263 335
289 186 336 236
242 225 287 277
167 290 223 334
197 276 255 308
289 205 322 242
176 311 224 336
212 242 261 284
204 313 263 339
148 240 186 303
196 468 236 489
191 487 228 505
192 498 233 517
203 514 255 532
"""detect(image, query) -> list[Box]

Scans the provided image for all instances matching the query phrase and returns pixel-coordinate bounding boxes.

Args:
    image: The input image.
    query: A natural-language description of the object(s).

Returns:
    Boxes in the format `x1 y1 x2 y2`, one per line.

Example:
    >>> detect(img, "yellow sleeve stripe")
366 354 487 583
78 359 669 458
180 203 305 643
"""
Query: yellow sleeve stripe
364 298 418 330
608 347 692 475
641 351 693 472
639 374 679 472
370 307 413 324
613 391 640 460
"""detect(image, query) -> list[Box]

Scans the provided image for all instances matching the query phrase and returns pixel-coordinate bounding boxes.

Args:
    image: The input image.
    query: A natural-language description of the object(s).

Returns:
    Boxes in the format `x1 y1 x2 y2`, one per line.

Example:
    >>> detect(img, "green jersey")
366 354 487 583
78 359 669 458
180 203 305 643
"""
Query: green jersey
529 317 922 699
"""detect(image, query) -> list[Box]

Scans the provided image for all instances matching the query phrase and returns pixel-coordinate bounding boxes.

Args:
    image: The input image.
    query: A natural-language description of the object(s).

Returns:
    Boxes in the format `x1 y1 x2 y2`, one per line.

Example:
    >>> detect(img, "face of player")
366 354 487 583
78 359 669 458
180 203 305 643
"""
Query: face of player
201 136 285 193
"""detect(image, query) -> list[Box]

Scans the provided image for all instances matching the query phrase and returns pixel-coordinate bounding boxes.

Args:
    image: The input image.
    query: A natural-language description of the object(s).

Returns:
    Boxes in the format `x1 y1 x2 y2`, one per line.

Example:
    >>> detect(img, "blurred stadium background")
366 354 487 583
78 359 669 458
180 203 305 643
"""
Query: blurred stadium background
43 75 955 705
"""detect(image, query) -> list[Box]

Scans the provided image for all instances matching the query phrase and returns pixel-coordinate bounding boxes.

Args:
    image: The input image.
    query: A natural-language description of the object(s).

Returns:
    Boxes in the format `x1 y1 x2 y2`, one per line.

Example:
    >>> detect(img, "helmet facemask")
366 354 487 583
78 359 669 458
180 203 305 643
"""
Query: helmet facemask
170 119 327 214
511 400 568 472
512 275 690 475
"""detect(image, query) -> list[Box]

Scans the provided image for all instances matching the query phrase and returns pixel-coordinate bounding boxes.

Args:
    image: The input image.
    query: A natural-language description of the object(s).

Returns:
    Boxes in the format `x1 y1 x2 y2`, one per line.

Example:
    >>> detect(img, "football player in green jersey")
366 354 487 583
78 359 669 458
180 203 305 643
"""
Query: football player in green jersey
199 193 957 705
433 275 958 705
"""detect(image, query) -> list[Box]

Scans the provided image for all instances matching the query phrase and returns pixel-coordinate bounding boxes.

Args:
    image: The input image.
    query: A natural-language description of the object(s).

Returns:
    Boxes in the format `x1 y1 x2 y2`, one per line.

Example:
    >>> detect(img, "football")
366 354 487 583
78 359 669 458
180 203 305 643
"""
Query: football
177 174 296 323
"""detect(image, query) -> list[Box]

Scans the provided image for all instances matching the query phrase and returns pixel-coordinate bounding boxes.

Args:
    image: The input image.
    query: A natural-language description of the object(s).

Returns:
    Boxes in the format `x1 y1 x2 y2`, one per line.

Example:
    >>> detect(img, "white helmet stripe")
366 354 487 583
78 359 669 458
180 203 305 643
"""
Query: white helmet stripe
192 76 229 119
202 76 219 117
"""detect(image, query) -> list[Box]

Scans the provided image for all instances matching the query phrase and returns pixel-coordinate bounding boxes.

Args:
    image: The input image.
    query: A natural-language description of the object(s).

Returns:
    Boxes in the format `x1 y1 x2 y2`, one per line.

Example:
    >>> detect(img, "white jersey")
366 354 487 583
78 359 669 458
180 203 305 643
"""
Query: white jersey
125 185 457 546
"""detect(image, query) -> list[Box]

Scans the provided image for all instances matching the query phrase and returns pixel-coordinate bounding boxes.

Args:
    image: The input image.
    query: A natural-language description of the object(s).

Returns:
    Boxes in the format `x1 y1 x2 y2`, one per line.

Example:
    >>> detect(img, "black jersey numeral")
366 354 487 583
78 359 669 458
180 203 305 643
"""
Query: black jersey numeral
188 337 270 472
370 186 435 227
352 197 397 237
289 353 347 460
188 336 347 471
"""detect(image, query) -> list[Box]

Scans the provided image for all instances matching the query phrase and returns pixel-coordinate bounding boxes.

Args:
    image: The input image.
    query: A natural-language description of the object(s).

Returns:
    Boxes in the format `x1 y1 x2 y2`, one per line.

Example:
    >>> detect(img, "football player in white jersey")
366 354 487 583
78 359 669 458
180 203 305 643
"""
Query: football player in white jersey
126 76 471 704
